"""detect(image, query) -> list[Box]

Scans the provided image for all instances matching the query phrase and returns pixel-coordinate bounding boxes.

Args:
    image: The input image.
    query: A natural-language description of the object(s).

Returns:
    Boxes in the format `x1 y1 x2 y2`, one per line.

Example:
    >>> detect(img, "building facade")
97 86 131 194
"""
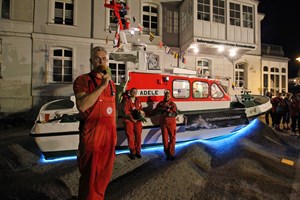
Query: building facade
0 0 288 116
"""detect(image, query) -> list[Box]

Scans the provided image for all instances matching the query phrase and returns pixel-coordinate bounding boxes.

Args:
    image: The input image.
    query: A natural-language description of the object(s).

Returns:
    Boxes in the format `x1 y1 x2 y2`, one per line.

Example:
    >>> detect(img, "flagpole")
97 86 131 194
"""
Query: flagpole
177 49 180 68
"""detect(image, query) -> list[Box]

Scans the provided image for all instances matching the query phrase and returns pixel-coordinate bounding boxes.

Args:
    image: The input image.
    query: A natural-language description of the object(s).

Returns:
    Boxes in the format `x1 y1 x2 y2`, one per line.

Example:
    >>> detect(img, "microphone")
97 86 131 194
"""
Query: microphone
103 69 115 96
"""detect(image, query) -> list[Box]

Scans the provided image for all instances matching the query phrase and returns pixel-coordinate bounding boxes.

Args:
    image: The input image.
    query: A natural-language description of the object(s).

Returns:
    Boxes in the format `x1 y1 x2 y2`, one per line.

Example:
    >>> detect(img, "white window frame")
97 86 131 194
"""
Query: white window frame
48 47 73 83
213 0 225 24
197 0 210 21
142 3 159 35
106 0 127 31
196 58 210 78
270 68 280 94
48 0 77 26
229 2 240 26
234 63 246 88
109 58 126 84
242 5 253 28
262 66 269 94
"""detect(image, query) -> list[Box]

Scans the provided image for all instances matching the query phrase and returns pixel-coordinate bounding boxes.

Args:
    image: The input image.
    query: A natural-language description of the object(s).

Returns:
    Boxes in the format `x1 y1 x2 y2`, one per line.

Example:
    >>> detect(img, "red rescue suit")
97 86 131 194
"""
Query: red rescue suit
155 100 178 157
123 97 143 155
73 71 117 200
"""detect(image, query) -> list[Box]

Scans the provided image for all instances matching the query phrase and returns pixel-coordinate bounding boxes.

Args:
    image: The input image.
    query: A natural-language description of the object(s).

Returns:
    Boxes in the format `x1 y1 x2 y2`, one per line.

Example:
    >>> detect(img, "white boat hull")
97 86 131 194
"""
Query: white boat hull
31 121 245 155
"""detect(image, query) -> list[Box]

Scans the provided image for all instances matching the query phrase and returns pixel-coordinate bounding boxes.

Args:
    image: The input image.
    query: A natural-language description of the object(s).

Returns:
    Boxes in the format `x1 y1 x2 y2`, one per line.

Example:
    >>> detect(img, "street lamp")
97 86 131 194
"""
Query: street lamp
296 57 300 62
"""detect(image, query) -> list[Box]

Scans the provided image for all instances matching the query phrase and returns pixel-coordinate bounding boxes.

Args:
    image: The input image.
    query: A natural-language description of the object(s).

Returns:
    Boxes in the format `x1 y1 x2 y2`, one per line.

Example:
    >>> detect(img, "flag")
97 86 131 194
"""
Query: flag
165 46 171 54
159 41 164 48
149 32 155 42
182 57 186 64
174 52 178 59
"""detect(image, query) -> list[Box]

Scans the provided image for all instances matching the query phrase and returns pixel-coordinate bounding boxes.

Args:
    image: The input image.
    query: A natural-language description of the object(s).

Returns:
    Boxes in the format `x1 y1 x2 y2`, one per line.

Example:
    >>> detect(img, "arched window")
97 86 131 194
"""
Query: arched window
50 47 73 83
235 63 246 88
281 68 286 73
263 66 268 71
270 67 280 93
142 3 158 35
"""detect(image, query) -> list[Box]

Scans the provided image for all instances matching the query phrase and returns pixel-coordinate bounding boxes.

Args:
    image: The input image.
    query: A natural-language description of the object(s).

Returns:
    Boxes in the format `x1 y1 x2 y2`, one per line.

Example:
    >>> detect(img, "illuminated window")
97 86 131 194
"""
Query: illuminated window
50 47 73 83
193 81 209 98
173 80 190 99
197 0 210 21
143 3 158 35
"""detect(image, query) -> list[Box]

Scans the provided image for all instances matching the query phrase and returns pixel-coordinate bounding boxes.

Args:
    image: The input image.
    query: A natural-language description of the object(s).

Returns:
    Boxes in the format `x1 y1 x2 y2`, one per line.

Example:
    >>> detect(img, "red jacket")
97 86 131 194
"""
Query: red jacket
123 97 143 121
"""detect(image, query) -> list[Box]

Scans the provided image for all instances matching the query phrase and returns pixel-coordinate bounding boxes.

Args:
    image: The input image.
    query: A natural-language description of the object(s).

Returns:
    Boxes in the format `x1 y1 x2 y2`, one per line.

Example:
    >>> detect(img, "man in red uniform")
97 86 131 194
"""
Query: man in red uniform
123 88 144 159
73 46 116 200
154 90 178 161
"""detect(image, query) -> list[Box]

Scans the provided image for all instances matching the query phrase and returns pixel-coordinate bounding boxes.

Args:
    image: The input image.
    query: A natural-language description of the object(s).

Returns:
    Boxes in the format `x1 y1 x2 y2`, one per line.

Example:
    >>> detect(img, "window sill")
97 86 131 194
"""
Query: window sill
46 22 78 29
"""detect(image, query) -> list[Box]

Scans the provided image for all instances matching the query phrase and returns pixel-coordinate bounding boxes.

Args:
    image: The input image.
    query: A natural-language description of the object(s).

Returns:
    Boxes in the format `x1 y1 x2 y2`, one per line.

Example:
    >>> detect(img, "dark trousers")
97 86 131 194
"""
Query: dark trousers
265 111 271 125
291 116 297 132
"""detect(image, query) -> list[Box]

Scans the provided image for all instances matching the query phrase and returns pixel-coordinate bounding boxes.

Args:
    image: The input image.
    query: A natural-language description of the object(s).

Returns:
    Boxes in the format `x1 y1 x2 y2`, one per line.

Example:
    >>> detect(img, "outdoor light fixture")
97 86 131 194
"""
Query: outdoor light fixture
296 57 300 62
193 48 199 53
217 46 224 52
229 49 237 57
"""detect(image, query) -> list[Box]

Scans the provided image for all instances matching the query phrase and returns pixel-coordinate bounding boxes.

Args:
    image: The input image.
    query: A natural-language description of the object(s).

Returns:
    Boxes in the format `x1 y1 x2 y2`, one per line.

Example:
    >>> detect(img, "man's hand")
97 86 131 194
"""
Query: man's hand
100 74 111 88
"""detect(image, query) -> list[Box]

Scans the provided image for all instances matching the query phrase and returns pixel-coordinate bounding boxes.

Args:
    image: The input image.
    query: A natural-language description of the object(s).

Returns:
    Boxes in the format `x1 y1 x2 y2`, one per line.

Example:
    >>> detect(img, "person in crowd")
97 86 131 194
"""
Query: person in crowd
290 94 299 135
265 91 273 125
271 92 285 131
153 90 178 161
73 46 117 200
123 87 144 160
282 93 291 130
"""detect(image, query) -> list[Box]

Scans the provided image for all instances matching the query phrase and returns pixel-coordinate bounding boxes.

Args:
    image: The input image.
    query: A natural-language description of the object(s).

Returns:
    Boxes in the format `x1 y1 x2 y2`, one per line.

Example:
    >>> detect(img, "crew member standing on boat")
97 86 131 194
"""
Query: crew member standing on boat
73 46 116 200
154 90 178 161
123 88 144 160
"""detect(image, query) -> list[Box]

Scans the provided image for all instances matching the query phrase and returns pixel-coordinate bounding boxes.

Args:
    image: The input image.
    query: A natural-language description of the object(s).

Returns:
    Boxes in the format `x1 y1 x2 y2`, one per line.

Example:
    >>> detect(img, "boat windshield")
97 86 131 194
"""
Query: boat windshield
44 99 75 110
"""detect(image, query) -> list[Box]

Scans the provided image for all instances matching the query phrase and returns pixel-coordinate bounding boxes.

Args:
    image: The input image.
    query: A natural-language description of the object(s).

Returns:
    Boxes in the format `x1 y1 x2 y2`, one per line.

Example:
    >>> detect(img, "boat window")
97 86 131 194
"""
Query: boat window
173 80 190 98
45 99 75 110
211 83 224 98
193 81 209 98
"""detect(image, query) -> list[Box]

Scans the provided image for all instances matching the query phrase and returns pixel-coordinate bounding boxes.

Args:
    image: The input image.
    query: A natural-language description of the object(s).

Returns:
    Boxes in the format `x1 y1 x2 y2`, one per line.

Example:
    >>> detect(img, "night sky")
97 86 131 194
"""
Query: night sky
258 0 300 78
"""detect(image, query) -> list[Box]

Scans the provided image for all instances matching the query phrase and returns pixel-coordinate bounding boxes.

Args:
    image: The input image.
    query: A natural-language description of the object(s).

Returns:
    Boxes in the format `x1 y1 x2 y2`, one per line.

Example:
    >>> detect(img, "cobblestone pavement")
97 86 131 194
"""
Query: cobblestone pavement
0 119 299 200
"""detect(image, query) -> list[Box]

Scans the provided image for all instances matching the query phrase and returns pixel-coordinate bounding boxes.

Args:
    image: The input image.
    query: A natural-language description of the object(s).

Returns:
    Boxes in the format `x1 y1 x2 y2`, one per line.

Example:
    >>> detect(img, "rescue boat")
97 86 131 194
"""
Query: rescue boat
29 0 271 158
30 70 271 158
